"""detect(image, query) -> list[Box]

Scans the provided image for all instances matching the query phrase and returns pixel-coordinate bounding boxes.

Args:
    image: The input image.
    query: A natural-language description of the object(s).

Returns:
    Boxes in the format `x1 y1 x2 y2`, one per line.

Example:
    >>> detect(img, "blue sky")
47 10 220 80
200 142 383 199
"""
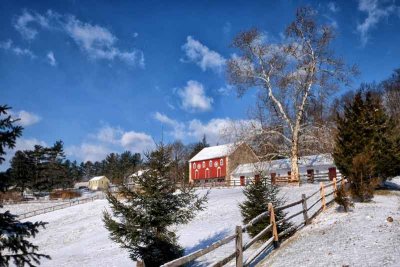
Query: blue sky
1 0 400 166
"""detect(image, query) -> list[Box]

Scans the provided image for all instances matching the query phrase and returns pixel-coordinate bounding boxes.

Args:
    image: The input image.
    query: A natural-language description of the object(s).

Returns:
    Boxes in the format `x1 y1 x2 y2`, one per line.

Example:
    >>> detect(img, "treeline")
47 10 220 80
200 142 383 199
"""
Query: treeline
1 131 210 193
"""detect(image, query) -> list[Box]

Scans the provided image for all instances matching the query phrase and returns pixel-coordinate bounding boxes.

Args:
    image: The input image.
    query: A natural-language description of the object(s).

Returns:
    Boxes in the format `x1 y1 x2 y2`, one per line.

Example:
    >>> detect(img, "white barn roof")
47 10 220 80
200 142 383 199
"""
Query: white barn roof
89 176 108 181
232 154 334 177
189 143 237 162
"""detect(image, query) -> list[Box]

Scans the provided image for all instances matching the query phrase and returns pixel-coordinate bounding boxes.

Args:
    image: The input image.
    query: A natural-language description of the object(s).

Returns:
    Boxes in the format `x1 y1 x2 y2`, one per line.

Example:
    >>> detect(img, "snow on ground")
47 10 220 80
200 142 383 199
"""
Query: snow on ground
1 192 100 216
260 178 400 267
12 183 322 267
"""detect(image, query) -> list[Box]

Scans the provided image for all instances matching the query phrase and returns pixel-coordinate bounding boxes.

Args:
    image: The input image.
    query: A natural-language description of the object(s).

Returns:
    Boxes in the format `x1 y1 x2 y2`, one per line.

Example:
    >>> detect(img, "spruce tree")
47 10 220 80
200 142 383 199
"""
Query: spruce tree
239 179 292 239
103 142 208 266
0 105 49 266
333 89 400 201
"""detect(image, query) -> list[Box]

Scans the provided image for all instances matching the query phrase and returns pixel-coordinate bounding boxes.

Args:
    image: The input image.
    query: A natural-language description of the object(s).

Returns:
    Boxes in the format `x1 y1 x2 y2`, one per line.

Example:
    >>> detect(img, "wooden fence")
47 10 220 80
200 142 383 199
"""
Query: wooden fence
191 173 341 189
17 195 101 219
160 177 344 267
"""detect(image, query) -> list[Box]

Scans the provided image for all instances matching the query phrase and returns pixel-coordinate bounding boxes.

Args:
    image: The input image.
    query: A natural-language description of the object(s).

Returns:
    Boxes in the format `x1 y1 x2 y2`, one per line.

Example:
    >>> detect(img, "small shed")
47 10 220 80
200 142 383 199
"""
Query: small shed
74 181 89 189
88 176 110 191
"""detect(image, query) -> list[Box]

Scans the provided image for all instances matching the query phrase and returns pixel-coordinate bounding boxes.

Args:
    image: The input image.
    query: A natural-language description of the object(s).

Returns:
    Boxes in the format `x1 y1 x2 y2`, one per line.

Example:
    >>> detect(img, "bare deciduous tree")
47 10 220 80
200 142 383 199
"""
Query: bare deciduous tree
227 7 356 181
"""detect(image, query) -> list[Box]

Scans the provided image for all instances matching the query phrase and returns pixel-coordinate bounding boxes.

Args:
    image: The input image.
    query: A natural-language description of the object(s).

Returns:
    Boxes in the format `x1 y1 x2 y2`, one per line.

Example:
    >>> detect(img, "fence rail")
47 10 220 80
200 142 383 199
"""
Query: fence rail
160 177 344 267
17 195 101 219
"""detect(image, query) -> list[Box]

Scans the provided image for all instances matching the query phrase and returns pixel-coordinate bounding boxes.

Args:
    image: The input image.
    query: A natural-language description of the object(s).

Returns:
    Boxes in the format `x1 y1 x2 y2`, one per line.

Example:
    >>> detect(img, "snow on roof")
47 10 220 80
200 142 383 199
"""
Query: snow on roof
232 154 334 176
89 176 108 181
189 143 238 162
129 169 148 177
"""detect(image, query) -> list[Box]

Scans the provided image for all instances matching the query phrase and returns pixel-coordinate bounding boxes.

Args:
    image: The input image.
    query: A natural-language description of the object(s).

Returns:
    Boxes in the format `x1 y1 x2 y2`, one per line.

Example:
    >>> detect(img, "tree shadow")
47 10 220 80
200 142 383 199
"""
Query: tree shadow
184 229 231 266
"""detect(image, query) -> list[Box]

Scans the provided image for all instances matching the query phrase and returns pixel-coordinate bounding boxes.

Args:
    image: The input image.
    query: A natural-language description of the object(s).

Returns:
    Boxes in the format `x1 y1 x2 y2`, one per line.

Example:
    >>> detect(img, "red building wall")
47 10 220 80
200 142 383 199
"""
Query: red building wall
190 157 227 180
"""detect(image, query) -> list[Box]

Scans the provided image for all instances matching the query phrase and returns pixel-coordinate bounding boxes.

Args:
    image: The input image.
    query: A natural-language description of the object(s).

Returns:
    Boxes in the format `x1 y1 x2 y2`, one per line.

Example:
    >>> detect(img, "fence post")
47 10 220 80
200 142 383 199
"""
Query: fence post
235 225 243 267
320 182 326 211
301 194 309 225
268 203 279 248
333 178 338 197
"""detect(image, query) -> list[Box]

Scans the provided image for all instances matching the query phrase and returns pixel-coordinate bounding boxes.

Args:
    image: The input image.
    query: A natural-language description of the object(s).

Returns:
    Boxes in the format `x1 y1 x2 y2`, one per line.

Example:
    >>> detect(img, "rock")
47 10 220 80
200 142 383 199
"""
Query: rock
387 216 393 222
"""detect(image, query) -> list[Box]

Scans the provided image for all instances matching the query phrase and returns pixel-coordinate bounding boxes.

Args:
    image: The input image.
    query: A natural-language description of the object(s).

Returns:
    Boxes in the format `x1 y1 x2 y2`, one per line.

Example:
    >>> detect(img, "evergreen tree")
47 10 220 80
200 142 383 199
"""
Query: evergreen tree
333 89 400 201
103 142 208 266
10 151 33 193
0 105 49 266
239 179 292 239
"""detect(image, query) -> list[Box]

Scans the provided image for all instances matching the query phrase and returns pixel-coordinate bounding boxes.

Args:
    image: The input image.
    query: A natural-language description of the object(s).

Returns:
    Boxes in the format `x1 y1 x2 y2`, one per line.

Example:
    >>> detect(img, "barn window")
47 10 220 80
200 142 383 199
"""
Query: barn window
220 159 224 166
214 161 218 167
202 161 205 168
193 163 196 169
197 164 201 169
209 160 212 167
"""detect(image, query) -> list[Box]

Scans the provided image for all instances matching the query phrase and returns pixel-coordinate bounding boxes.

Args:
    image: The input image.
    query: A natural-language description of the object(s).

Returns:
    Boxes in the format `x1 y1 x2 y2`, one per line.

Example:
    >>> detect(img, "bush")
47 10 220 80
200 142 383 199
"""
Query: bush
334 186 354 212
348 153 377 202
50 190 81 200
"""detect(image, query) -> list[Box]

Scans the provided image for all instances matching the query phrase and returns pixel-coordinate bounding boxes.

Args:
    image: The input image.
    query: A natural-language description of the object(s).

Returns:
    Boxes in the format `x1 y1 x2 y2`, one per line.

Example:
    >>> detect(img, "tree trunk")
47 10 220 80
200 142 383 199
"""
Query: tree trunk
290 131 300 182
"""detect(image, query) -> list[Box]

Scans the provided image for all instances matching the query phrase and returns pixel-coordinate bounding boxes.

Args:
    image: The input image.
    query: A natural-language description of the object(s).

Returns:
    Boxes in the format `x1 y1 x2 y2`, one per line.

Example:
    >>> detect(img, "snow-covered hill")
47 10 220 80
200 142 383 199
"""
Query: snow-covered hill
5 184 319 266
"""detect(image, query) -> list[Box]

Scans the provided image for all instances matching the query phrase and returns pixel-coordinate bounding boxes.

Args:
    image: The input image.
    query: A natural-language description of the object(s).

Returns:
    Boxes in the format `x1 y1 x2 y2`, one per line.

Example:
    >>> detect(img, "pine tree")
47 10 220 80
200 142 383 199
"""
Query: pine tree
103 142 208 266
333 89 400 201
0 105 49 266
239 179 292 239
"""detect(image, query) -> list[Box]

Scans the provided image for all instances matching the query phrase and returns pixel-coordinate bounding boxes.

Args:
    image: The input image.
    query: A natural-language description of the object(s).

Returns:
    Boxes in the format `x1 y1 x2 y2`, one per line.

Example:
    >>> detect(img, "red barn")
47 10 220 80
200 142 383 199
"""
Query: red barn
188 143 258 185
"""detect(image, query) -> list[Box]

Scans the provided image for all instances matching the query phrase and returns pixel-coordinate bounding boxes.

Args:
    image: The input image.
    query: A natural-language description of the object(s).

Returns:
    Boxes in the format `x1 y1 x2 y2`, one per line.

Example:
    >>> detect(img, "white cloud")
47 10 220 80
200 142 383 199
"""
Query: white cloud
13 9 50 40
64 15 144 67
47 51 57 66
187 118 232 144
12 10 144 67
357 0 397 45
8 110 41 126
181 36 226 72
327 2 339 13
67 125 154 162
0 39 35 59
177 80 213 112
66 143 111 162
153 112 185 139
120 131 154 152
217 85 234 96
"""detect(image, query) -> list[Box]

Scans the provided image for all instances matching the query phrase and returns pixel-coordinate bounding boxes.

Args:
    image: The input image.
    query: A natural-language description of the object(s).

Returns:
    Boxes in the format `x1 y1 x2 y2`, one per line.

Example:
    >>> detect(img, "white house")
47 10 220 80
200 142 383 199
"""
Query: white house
231 154 340 185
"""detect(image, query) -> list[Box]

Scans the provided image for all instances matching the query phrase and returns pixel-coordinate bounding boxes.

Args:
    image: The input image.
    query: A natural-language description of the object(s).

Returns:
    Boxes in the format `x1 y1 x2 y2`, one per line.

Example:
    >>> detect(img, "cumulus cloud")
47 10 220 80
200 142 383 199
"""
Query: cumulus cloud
120 131 154 152
152 113 258 145
0 39 35 58
12 9 144 67
153 112 185 139
357 0 398 45
177 80 213 112
66 143 111 162
8 110 41 126
47 51 57 66
67 125 154 162
181 36 226 72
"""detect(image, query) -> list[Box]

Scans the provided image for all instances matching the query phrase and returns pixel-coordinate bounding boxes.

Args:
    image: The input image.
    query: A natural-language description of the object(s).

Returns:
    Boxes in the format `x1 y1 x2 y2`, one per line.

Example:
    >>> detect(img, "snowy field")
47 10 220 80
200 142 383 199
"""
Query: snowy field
0 192 100 216
8 183 321 267
260 177 400 267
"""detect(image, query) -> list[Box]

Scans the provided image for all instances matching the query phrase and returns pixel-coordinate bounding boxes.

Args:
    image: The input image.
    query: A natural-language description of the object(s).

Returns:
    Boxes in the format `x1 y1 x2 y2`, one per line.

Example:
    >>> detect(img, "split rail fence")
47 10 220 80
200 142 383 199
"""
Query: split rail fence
17 195 101 219
160 177 345 267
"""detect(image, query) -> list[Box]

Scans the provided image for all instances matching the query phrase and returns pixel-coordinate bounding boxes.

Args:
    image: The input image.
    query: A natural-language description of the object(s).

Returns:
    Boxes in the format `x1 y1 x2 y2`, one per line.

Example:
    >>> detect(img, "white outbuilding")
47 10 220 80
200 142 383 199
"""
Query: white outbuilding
231 154 340 185
88 176 110 191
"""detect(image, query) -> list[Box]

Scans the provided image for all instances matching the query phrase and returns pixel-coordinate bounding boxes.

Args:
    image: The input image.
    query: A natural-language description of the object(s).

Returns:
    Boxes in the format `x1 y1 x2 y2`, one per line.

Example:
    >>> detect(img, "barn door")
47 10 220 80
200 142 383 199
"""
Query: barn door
271 173 276 185
240 176 245 186
254 174 260 184
307 169 314 183
328 167 337 181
